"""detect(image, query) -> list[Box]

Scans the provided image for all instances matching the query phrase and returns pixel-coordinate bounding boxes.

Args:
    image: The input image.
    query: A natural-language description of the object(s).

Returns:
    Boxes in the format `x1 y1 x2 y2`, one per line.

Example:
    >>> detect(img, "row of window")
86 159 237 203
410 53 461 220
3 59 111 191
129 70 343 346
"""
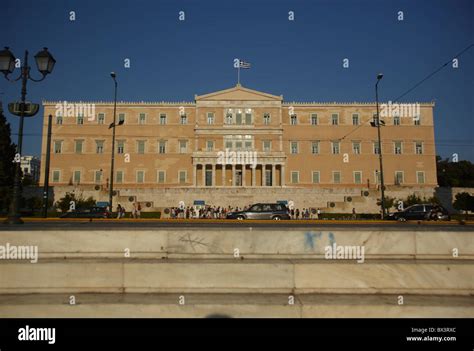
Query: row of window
291 140 424 155
54 139 424 155
52 169 426 185
291 170 426 185
56 112 423 126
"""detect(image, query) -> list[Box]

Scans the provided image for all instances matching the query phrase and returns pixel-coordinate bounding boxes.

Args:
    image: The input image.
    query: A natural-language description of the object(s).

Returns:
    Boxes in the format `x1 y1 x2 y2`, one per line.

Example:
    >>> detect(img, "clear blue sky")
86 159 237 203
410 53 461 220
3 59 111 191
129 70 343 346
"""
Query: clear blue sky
1 0 473 160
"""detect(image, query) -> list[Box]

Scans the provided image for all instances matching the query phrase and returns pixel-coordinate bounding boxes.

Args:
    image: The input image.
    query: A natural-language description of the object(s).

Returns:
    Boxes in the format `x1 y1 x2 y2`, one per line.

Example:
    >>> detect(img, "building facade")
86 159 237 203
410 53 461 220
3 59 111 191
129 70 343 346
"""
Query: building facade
21 156 41 184
40 85 437 211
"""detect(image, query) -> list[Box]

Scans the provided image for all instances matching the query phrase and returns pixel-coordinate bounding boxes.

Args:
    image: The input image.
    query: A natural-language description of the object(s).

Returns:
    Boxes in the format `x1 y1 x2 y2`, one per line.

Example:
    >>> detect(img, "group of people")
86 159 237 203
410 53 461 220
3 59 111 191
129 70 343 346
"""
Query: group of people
168 205 325 220
113 202 141 219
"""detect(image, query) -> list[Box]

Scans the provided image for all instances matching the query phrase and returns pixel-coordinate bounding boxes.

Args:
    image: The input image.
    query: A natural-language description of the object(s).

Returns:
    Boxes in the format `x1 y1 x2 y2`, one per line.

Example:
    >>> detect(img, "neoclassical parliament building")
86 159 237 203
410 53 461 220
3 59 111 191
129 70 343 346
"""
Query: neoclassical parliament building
40 84 437 211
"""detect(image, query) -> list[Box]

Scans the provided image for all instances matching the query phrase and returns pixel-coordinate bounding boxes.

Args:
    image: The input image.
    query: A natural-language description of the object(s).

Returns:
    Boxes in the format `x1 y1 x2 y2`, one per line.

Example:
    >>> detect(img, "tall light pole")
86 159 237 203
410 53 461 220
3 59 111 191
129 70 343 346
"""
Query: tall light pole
108 72 118 213
0 47 56 224
375 73 386 219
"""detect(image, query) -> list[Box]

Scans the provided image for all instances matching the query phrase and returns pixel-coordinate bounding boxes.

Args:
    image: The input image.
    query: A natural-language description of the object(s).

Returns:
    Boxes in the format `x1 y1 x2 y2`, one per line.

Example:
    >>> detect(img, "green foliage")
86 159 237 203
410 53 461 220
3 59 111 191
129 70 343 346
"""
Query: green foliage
55 192 96 212
0 103 17 212
437 156 474 187
376 196 396 210
401 193 440 207
453 192 474 213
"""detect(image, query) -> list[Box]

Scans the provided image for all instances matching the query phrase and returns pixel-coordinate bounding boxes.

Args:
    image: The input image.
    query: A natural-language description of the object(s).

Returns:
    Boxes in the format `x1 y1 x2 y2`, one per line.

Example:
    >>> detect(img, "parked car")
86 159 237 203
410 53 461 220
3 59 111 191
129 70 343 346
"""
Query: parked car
226 203 290 220
60 206 111 219
386 204 450 221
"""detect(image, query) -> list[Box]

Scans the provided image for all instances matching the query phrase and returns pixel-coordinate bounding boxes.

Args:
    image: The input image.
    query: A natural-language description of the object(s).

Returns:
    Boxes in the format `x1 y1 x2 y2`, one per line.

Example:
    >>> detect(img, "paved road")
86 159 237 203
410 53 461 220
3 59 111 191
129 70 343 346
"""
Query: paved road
0 218 472 231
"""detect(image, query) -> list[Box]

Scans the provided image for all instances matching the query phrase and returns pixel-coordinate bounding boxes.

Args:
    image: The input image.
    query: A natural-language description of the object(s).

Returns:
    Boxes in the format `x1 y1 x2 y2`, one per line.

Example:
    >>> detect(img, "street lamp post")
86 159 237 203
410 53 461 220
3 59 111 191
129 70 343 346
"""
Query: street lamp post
375 73 386 219
0 47 56 224
108 72 118 212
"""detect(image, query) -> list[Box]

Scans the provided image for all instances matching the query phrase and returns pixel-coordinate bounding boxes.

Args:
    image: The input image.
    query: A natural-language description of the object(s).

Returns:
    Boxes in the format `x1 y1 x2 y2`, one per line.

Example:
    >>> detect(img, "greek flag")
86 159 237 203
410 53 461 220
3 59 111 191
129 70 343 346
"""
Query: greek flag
239 60 251 69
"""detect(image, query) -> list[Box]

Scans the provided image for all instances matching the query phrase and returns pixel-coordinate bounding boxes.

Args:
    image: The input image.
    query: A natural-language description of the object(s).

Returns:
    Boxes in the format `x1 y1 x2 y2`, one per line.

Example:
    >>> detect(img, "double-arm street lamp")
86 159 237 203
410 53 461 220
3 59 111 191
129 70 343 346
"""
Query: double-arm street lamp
0 47 56 224
371 73 386 219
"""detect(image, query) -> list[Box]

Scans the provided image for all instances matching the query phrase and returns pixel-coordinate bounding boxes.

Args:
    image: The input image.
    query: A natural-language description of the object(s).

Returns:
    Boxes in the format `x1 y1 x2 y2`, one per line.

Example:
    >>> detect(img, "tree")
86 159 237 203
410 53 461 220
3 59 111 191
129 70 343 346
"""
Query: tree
377 196 396 211
55 192 96 212
0 102 17 213
437 156 474 187
453 192 474 219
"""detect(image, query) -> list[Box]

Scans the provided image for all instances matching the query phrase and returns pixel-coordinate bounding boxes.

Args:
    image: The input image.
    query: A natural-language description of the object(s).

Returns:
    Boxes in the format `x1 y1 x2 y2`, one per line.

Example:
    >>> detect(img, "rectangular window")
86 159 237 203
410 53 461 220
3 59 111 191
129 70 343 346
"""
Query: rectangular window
118 113 125 123
52 170 60 182
311 141 320 154
157 170 166 184
291 171 299 184
291 141 298 154
139 113 146 125
354 171 362 184
395 171 404 185
333 171 341 184
159 113 167 125
94 170 102 183
331 113 339 125
352 141 361 154
415 141 423 155
236 112 242 125
414 115 421 125
352 114 359 125
116 171 123 184
290 115 297 125
180 114 187 124
311 113 318 125
117 140 124 154
75 140 83 154
332 141 340 154
136 171 145 183
179 171 187 184
263 140 271 152
235 141 242 150
54 141 62 154
137 140 146 154
373 141 380 155
56 116 63 125
375 170 381 184
225 141 232 149
263 113 271 125
96 140 104 154
77 115 84 125
312 171 320 184
245 113 252 125
244 141 252 150
98 113 105 125
417 171 425 184
226 113 233 124
179 140 187 154
158 140 166 154
207 112 214 125
394 141 402 154
207 140 214 152
393 116 400 126
73 170 81 184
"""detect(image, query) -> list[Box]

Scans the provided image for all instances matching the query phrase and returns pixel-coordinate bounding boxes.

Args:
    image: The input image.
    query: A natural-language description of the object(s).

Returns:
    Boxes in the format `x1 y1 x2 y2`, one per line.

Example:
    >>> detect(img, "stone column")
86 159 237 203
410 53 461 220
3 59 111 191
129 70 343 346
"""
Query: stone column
222 165 226 187
212 164 216 186
252 165 256 186
281 164 285 187
202 164 206 187
232 164 236 186
242 165 246 187
272 164 276 187
261 164 266 187
193 164 197 187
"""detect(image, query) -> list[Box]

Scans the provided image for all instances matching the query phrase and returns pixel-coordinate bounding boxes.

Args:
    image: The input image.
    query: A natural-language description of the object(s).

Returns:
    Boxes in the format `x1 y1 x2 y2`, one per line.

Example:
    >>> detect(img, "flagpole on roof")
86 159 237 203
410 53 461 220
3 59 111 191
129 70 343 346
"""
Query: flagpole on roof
237 65 240 85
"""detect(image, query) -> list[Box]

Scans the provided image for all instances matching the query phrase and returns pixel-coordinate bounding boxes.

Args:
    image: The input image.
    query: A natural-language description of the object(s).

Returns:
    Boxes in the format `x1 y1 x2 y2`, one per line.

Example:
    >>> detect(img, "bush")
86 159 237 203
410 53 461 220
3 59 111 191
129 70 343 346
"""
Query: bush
55 193 96 212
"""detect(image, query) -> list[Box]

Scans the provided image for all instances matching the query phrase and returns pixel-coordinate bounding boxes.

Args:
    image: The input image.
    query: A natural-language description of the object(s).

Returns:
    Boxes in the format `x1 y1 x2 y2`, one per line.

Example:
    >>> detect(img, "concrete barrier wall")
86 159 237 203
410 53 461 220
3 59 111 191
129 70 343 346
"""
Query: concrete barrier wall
0 229 472 259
